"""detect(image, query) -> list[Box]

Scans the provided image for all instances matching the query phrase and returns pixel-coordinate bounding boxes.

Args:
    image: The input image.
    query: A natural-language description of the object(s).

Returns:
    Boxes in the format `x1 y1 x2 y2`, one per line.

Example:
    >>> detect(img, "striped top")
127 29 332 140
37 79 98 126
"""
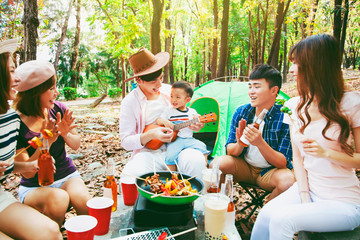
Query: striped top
0 108 20 174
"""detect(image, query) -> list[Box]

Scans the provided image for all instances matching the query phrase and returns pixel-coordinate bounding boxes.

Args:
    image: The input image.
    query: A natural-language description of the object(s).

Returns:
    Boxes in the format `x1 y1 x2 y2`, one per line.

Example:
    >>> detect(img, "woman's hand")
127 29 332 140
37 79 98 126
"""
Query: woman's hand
56 109 77 137
301 138 328 158
300 191 312 203
188 114 204 132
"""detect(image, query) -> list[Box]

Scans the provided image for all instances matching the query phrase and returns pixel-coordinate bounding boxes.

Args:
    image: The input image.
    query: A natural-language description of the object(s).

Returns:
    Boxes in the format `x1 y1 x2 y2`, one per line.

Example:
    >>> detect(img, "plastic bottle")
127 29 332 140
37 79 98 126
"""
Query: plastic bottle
103 158 118 211
38 138 54 186
239 108 269 147
224 174 235 232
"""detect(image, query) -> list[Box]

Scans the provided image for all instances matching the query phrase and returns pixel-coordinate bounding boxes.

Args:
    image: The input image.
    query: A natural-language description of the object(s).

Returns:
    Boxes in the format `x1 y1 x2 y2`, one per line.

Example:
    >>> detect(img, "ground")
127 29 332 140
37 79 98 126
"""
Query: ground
1 69 359 240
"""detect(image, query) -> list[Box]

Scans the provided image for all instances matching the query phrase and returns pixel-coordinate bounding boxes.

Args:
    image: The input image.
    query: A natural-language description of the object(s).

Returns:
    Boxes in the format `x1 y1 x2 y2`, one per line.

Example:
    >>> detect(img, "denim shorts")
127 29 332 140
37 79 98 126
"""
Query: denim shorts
18 171 81 203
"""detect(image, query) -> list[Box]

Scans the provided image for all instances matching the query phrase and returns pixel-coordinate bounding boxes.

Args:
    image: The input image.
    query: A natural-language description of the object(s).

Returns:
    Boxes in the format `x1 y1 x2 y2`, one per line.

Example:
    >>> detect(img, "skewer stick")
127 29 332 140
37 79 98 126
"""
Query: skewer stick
151 193 165 198
160 159 174 175
174 161 185 184
6 128 54 164
165 227 197 239
121 172 148 182
188 192 202 197
152 158 157 176
5 145 31 164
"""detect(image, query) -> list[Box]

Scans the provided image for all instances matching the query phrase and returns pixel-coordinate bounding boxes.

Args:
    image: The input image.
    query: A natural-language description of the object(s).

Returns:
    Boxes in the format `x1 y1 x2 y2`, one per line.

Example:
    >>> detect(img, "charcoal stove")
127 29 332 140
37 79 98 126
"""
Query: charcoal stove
127 195 197 240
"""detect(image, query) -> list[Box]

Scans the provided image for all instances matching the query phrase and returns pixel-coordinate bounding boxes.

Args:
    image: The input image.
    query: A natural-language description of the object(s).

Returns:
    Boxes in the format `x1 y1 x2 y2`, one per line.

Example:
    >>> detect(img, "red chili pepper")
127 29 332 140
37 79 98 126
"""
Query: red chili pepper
171 180 177 190
160 186 170 196
157 232 167 240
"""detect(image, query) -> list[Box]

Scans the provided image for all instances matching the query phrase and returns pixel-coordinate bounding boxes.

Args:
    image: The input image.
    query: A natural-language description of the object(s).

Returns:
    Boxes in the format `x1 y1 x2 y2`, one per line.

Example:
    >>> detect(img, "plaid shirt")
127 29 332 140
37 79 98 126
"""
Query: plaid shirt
226 103 293 176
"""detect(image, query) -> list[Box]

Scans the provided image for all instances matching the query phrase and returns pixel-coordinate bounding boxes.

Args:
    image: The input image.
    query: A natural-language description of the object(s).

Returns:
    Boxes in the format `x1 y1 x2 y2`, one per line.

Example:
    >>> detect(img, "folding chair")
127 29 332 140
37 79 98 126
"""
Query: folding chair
237 182 270 223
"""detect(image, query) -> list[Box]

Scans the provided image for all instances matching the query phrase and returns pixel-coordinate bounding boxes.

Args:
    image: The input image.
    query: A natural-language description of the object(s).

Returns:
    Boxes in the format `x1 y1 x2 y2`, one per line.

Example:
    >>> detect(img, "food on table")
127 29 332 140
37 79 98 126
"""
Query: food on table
27 136 43 149
144 173 198 196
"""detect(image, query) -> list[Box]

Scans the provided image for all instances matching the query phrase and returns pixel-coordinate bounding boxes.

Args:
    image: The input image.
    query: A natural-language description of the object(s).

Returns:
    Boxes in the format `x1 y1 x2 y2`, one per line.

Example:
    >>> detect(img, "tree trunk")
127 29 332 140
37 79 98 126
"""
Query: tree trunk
248 12 255 67
164 1 171 84
116 58 120 88
169 36 175 84
54 0 73 70
283 23 288 83
151 0 164 54
256 6 261 63
211 0 218 79
23 0 39 62
339 0 349 62
333 0 342 42
202 40 206 84
246 30 252 76
261 0 269 63
89 93 107 108
309 0 319 35
121 56 126 98
69 0 81 88
267 0 291 69
217 0 230 79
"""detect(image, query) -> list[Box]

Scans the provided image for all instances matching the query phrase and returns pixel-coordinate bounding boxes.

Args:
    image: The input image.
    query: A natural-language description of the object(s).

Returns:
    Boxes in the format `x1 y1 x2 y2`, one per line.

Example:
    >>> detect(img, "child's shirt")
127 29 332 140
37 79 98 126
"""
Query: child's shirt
160 107 198 138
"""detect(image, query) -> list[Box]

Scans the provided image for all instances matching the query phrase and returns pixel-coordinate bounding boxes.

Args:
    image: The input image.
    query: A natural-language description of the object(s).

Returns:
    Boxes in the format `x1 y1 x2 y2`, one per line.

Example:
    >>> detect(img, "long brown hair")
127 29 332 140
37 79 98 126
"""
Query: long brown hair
14 76 56 118
289 34 353 156
0 53 11 113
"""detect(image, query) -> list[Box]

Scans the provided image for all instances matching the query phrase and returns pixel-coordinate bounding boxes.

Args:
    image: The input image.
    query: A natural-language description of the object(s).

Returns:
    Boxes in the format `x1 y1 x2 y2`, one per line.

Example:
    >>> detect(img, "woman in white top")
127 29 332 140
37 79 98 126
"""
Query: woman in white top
0 39 61 239
251 34 360 239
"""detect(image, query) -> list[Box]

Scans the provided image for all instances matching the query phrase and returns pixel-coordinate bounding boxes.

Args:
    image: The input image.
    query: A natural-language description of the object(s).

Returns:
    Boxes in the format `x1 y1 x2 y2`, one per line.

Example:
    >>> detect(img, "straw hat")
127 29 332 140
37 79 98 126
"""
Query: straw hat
0 38 18 54
125 48 169 82
15 60 55 92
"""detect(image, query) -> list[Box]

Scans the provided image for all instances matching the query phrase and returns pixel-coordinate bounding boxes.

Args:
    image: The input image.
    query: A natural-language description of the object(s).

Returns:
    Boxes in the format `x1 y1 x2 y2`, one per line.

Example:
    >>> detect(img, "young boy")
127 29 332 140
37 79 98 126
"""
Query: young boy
156 81 209 171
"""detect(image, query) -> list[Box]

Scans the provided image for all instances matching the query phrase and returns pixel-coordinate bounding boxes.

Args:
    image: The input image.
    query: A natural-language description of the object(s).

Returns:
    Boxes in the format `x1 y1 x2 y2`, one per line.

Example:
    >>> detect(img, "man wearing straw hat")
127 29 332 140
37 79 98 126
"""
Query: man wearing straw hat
119 48 207 182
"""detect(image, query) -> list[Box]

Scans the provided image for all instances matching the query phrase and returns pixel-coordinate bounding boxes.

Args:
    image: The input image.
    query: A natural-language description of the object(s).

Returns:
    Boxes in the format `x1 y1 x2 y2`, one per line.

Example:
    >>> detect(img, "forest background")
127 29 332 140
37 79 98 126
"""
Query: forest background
1 0 360 101
2 1 360 239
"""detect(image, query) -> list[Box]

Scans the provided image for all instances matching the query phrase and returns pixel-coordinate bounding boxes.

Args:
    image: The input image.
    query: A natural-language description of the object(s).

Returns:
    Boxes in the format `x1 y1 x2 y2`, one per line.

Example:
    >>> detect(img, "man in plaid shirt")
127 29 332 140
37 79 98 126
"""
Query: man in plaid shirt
210 64 295 201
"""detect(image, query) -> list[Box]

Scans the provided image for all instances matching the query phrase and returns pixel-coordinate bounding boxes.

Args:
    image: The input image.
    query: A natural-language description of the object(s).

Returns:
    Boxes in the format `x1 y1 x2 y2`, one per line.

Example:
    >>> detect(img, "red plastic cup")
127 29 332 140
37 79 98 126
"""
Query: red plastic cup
121 178 139 206
86 197 114 235
64 215 97 240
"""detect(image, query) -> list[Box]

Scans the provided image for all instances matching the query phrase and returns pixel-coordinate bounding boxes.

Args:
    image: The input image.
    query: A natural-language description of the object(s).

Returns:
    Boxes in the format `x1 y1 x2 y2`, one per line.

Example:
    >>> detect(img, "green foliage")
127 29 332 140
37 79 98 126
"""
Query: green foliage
63 87 77 100
108 88 122 98
84 81 99 98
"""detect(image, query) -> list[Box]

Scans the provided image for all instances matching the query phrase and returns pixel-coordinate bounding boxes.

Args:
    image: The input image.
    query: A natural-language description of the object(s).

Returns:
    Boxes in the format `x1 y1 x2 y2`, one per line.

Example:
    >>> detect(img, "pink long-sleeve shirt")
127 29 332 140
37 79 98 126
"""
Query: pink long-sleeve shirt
119 84 171 157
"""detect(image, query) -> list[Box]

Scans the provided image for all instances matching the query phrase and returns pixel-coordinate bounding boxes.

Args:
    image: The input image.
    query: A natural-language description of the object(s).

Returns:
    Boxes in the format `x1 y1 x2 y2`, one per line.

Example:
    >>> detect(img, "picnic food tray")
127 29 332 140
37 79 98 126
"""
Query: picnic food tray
112 227 175 240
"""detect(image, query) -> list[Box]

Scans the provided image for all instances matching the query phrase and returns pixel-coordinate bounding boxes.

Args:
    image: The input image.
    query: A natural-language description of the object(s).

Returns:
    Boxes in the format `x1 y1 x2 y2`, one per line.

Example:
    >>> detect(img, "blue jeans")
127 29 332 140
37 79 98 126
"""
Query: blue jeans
165 137 209 165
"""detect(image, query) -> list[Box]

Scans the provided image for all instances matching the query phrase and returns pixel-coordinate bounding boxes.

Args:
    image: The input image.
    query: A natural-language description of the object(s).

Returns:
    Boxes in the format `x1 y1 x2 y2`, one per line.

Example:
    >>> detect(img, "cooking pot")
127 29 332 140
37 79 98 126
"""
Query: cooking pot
135 171 203 205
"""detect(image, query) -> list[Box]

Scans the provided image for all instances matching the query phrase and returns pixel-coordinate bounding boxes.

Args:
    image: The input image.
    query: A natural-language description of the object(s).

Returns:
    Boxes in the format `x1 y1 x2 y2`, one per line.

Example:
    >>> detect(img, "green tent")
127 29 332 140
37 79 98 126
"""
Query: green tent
188 80 290 158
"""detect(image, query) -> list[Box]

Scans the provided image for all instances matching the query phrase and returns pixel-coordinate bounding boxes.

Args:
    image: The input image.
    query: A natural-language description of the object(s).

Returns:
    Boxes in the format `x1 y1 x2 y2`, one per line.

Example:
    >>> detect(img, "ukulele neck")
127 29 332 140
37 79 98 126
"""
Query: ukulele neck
173 118 200 131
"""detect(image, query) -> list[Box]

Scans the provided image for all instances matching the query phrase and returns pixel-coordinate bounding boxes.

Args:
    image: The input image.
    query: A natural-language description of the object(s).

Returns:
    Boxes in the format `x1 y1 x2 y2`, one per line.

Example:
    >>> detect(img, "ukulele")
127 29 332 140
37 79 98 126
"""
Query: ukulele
144 112 217 150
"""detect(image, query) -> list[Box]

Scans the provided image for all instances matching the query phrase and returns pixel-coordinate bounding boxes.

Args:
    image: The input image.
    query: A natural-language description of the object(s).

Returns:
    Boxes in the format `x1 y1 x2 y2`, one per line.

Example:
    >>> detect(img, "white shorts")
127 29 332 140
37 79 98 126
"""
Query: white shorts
18 171 81 203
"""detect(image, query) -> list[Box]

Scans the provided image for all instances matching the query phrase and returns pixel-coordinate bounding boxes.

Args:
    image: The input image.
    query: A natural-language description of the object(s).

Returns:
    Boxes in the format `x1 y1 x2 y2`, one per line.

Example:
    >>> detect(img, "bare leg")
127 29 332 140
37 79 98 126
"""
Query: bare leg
0 202 62 240
210 155 253 184
24 187 70 227
61 177 91 215
265 169 295 201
